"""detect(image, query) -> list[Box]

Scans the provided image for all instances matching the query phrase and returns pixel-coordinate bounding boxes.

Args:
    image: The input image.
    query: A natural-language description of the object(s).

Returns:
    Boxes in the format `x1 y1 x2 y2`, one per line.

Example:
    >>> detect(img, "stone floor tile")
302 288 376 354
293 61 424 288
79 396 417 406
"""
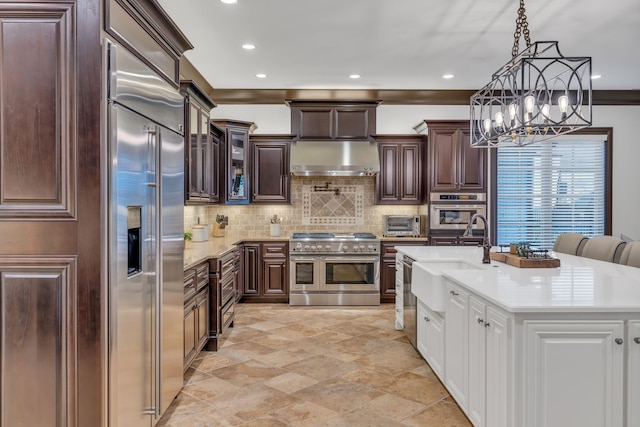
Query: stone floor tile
264 371 319 394
401 396 471 426
270 401 338 427
211 359 287 387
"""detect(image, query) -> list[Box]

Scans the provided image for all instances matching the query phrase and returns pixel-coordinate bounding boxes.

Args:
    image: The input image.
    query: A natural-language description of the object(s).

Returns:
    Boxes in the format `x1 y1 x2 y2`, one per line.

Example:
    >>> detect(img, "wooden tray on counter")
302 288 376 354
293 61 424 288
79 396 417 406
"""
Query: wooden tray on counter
490 252 561 268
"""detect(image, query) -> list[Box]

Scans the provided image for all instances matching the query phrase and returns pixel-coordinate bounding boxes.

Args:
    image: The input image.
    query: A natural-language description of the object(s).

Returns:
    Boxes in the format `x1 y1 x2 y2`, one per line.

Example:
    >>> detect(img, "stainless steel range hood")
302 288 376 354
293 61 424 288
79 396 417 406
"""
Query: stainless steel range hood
290 140 380 176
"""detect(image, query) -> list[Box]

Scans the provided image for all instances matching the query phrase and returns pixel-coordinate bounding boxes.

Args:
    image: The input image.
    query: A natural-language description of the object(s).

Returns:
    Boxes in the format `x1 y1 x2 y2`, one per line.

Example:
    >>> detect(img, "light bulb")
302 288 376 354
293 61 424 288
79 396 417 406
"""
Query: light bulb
508 103 517 128
558 95 569 121
524 95 536 113
541 104 550 119
483 118 492 134
558 95 569 113
494 111 504 132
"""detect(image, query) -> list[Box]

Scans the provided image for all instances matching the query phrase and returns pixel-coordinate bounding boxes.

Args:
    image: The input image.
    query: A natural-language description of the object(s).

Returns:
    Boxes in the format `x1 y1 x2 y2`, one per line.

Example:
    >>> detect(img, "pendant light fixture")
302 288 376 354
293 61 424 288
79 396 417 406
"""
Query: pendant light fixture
470 0 592 147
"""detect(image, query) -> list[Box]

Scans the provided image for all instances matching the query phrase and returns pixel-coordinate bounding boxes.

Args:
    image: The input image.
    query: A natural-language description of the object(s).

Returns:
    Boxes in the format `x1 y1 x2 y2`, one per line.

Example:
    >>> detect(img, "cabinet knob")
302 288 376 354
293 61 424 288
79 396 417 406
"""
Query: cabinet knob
450 290 459 296
634 337 640 344
484 322 490 328
615 338 624 345
477 317 484 324
396 309 400 312
424 316 430 322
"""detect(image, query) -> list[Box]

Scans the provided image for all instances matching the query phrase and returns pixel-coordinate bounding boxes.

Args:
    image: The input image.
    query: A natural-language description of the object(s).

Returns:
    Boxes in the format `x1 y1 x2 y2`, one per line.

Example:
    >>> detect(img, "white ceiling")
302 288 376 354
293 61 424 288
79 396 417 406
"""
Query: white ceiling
157 0 640 92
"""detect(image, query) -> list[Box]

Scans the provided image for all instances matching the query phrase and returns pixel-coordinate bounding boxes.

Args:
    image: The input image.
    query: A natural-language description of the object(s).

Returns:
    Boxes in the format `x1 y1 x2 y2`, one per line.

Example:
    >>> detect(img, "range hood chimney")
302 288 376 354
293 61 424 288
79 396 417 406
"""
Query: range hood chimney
290 140 380 177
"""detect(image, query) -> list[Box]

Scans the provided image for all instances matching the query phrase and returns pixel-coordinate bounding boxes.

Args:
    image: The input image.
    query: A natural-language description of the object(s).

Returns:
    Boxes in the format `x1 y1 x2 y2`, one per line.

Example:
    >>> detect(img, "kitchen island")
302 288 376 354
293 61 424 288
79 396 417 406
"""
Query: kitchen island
395 246 640 427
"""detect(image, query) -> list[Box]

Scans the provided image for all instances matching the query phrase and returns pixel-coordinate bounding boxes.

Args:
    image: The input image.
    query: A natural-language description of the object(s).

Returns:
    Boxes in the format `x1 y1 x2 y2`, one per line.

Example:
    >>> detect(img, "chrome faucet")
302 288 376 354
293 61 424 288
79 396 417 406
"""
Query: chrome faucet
463 213 491 264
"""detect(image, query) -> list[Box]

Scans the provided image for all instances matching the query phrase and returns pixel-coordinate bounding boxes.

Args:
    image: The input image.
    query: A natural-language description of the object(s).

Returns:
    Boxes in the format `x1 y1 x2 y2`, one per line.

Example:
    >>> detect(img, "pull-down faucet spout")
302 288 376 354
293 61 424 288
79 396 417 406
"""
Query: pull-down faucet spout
463 213 491 264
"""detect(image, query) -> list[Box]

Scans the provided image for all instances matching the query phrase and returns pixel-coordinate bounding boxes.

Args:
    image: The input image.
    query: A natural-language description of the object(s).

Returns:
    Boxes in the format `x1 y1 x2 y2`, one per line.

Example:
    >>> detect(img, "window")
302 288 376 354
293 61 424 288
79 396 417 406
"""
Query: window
496 132 610 250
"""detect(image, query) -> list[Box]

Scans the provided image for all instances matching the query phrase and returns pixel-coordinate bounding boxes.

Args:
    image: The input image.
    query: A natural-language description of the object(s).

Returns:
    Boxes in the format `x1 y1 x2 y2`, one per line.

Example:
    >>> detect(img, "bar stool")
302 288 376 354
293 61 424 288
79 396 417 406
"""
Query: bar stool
580 235 627 263
619 241 640 268
553 233 588 256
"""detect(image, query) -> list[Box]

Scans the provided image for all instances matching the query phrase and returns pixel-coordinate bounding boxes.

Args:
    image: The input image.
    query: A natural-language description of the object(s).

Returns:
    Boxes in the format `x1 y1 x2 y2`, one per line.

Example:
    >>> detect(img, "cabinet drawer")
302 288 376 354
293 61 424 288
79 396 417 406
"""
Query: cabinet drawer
183 269 197 300
221 299 234 332
196 263 209 291
221 276 234 306
220 253 235 280
263 242 287 257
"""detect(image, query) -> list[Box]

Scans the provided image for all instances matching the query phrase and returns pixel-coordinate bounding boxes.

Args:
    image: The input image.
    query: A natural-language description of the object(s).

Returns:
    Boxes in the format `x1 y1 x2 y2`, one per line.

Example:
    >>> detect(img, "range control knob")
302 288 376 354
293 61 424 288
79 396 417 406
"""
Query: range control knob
368 245 377 251
310 245 316 251
304 245 310 251
296 243 303 251
359 244 365 250
342 245 349 251
325 245 331 251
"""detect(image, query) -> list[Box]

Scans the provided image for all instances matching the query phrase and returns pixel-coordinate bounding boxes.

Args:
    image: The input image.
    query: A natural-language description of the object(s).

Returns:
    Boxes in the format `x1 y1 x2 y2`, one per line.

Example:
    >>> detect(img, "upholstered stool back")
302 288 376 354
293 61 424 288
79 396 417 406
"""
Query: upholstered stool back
553 233 588 256
581 236 626 263
619 241 640 268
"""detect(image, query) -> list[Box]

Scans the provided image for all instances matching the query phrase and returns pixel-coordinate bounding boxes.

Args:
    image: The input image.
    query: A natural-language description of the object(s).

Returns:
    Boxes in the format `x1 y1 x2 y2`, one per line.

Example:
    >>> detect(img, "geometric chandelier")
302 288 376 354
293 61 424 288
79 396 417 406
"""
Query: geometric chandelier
470 0 592 148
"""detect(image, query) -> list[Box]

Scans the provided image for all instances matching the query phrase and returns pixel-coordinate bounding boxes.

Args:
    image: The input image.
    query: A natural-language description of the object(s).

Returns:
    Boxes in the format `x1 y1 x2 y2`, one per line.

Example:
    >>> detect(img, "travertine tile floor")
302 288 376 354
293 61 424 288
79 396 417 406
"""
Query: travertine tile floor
158 303 471 427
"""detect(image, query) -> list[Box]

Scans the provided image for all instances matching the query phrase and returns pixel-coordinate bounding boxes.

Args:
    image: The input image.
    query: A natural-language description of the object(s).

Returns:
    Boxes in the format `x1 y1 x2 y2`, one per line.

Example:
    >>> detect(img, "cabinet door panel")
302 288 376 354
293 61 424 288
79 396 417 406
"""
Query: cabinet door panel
243 243 261 295
485 307 509 427
195 289 209 350
335 108 371 140
523 321 624 427
467 297 486 427
251 140 290 203
445 282 468 410
381 258 397 303
627 320 640 427
183 302 196 369
458 128 485 190
378 144 399 202
429 128 458 192
263 258 287 295
400 144 421 202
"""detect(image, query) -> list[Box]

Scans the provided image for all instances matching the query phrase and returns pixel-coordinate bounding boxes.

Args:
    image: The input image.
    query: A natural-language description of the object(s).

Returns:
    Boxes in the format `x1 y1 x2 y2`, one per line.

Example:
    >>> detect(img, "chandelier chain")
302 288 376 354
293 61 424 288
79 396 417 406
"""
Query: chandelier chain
512 0 531 58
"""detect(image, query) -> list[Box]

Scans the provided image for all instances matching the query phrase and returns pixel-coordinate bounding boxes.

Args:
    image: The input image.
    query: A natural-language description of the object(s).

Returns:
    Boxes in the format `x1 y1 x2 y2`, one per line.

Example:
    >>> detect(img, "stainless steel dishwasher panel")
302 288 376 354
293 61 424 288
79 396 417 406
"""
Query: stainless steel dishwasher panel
402 255 417 349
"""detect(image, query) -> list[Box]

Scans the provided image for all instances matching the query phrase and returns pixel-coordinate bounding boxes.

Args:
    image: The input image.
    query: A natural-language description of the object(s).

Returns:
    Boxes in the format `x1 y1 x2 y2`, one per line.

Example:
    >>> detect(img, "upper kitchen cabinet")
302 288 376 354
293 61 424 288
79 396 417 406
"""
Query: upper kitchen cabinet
180 80 217 204
288 101 379 140
374 134 426 204
426 120 486 193
250 134 293 204
212 119 255 205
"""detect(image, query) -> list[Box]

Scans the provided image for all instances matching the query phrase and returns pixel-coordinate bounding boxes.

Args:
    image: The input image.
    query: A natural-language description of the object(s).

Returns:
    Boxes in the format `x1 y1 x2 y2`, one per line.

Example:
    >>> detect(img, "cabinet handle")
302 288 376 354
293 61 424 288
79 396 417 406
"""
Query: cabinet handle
450 290 459 296
615 338 624 345
477 317 484 324
484 322 490 328
396 309 401 312
634 337 640 344
424 316 430 322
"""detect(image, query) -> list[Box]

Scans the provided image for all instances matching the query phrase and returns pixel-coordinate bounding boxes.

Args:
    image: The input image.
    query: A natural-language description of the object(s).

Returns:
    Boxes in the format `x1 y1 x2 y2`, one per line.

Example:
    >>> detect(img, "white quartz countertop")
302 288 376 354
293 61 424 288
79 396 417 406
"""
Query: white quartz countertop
396 246 640 313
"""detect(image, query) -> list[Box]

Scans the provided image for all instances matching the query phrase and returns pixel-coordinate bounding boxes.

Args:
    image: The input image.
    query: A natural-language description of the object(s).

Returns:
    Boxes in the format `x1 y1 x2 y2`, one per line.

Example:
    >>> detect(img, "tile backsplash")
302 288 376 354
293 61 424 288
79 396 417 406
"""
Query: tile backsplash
184 176 427 238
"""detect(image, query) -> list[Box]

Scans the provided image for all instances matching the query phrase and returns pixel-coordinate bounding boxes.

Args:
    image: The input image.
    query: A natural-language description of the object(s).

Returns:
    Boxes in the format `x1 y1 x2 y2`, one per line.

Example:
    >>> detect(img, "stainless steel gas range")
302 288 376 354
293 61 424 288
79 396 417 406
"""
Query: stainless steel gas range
289 232 380 306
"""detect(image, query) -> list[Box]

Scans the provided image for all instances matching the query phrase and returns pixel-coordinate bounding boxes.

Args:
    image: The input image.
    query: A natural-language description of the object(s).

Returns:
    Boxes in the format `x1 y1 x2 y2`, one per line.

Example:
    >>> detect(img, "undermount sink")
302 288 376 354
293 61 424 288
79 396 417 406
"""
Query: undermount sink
411 261 482 313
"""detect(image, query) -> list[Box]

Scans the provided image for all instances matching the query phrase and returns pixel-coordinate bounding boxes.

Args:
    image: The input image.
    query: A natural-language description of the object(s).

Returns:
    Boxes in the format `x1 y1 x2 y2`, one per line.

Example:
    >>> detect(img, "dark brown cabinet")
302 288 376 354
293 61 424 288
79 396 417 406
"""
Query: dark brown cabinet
427 120 486 193
180 80 217 204
212 119 255 205
374 135 425 204
250 135 292 203
183 262 210 371
205 251 236 351
381 240 428 303
241 242 289 303
289 101 378 140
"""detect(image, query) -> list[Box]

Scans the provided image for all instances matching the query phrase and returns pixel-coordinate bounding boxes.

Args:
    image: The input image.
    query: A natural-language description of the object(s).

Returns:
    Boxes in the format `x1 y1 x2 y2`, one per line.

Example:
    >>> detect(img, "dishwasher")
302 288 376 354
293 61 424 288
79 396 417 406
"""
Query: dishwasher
401 255 417 349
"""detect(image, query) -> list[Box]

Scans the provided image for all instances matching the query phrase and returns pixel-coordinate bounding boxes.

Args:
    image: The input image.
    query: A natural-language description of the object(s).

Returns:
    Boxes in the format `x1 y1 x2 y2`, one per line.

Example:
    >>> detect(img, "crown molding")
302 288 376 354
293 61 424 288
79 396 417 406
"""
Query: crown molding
205 88 640 106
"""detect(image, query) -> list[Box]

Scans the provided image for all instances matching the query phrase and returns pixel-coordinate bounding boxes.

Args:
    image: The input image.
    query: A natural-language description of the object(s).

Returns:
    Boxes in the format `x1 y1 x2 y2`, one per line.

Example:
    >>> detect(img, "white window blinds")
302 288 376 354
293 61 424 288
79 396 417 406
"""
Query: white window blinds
496 138 606 250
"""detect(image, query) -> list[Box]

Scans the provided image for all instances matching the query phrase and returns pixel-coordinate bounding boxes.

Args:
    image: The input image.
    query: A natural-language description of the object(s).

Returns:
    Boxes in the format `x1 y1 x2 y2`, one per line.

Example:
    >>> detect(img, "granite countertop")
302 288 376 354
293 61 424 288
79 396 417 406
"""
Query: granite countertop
183 233 290 270
395 246 640 313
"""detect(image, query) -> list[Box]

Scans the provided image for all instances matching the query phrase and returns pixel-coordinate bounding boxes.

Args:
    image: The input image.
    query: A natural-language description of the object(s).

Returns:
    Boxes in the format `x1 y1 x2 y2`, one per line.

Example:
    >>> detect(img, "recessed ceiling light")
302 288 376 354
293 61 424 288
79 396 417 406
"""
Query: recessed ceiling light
242 44 255 50
443 74 454 79
591 74 602 80
220 0 238 4
349 74 361 79
255 73 267 79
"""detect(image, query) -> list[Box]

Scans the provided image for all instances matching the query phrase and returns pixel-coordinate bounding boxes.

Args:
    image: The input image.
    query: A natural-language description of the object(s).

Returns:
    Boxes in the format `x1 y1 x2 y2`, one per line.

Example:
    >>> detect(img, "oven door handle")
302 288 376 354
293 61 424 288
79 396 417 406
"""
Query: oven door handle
323 257 379 263
290 257 319 262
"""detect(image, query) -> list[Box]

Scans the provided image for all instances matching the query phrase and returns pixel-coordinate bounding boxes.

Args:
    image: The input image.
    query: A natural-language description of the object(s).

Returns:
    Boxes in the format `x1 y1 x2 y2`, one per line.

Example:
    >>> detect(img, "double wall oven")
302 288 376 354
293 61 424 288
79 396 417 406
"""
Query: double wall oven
289 233 380 306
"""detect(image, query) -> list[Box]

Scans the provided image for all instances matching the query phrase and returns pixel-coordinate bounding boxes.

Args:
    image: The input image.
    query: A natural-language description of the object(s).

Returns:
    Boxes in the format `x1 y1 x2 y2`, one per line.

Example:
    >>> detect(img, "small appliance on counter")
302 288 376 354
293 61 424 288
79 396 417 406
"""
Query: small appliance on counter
191 217 209 242
384 215 425 237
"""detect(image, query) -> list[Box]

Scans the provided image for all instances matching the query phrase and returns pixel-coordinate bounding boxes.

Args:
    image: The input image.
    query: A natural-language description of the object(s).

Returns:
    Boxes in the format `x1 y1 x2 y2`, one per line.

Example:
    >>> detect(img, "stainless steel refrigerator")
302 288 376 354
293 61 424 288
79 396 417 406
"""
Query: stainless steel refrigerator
107 41 184 426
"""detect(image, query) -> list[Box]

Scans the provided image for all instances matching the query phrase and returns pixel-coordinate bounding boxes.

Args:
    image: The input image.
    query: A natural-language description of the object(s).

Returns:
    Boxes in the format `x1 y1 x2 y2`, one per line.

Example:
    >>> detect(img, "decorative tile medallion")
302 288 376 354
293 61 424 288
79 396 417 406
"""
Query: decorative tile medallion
302 184 364 225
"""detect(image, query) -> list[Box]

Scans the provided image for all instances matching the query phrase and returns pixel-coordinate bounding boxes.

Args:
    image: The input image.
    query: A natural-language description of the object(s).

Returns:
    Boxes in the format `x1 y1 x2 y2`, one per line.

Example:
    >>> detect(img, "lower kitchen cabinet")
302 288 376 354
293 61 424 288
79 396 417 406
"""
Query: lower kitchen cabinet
381 240 427 303
183 288 208 371
627 320 640 426
522 320 624 427
241 241 288 303
444 281 469 412
183 262 210 371
205 251 236 351
417 299 445 380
